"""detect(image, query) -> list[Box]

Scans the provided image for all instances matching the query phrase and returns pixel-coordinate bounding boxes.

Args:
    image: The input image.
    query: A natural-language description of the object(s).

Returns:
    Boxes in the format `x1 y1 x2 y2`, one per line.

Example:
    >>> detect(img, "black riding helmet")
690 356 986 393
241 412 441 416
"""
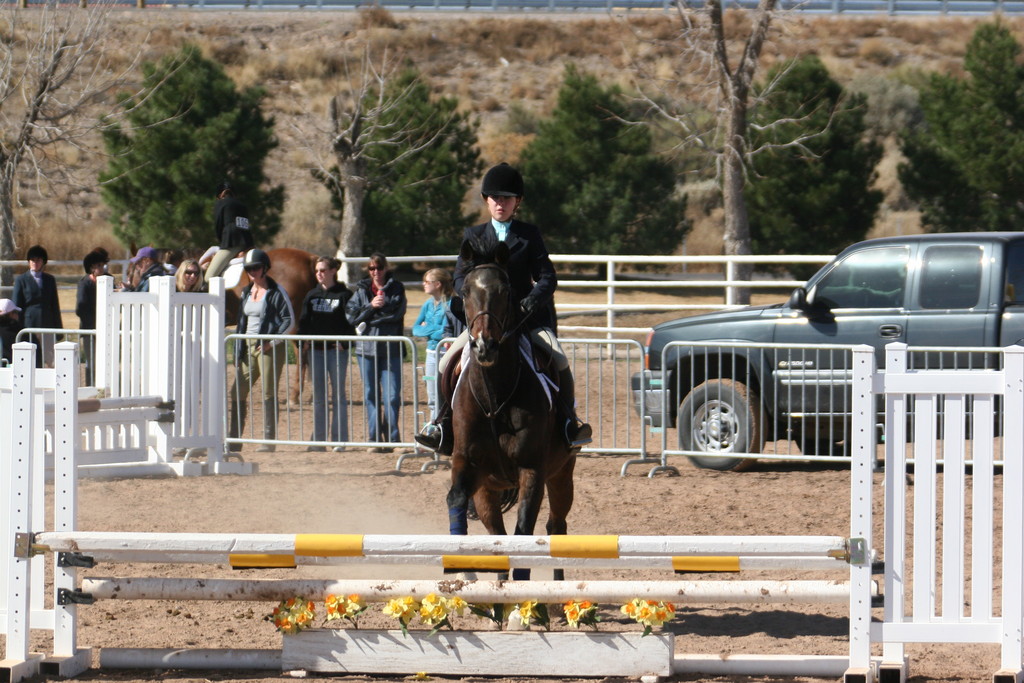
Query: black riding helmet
243 248 271 271
481 163 524 198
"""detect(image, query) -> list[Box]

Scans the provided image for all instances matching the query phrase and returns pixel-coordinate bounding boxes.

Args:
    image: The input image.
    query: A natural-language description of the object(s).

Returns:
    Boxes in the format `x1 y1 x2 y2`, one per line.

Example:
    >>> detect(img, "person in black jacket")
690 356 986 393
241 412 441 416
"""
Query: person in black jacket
207 181 253 279
298 256 355 452
76 248 109 384
12 244 63 367
228 249 293 453
415 163 592 455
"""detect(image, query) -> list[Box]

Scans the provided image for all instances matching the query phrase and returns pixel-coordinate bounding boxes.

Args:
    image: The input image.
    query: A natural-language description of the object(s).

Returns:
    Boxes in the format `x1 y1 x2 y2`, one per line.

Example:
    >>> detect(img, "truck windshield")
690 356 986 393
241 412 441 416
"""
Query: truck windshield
814 246 908 309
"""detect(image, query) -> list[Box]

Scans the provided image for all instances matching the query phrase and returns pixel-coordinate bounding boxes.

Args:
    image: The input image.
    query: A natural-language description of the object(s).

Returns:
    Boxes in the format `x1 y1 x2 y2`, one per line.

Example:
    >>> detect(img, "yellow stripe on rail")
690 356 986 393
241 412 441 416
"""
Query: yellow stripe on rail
294 534 365 557
229 554 296 569
441 555 512 572
549 535 619 558
672 556 742 572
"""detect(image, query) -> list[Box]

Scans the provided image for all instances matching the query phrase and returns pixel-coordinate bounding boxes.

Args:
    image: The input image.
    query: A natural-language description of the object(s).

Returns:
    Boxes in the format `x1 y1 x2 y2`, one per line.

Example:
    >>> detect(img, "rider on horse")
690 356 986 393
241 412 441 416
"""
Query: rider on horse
414 163 593 456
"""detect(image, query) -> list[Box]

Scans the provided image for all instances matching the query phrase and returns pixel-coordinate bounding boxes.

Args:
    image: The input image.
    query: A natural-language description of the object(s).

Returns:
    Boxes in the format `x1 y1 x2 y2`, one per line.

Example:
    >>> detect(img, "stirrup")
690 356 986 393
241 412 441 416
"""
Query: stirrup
414 423 443 451
565 419 593 448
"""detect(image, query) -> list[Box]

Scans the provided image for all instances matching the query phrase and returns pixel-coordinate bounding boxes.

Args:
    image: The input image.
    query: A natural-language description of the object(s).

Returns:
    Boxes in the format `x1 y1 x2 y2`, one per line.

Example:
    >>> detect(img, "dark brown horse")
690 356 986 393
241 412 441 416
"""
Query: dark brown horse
447 238 576 579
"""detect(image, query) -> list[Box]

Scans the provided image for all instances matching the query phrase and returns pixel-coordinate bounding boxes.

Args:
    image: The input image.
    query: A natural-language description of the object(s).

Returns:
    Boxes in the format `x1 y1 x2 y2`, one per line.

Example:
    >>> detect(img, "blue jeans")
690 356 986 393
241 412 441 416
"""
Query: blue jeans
311 343 349 443
357 348 402 443
424 348 439 420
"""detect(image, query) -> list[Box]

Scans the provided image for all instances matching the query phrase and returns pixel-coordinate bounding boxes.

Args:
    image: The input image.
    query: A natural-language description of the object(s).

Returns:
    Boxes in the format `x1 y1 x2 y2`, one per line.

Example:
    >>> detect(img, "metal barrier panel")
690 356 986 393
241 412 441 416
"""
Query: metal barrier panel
224 333 421 453
650 340 1008 471
223 334 646 470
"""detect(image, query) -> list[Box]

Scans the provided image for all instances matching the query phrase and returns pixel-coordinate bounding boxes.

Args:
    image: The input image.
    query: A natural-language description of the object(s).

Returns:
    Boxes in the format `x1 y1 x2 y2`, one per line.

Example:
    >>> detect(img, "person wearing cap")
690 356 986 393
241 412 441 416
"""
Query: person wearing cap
207 181 253 280
227 248 293 453
124 246 165 293
12 244 63 367
0 298 22 365
414 163 592 456
76 248 109 384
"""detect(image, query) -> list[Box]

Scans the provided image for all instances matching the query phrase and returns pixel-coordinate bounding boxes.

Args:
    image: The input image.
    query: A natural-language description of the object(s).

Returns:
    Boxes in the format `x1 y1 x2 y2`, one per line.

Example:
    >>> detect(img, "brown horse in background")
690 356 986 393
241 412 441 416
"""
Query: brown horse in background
446 238 576 581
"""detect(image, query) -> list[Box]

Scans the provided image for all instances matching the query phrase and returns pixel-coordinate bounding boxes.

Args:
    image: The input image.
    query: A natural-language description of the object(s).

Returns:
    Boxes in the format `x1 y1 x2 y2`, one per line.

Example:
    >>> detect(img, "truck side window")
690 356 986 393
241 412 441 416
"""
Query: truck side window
920 245 982 310
1005 242 1024 304
814 246 908 309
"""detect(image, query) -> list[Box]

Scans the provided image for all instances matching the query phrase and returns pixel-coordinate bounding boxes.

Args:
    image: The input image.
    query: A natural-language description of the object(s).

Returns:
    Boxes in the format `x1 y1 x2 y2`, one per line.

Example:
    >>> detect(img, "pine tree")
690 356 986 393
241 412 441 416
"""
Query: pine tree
899 21 1024 232
747 55 883 270
518 64 687 256
100 44 284 248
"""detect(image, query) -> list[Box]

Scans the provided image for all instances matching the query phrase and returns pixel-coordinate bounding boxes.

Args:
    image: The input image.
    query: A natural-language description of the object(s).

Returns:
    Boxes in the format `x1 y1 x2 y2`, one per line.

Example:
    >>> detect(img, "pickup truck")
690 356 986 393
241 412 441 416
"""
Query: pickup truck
632 232 1024 471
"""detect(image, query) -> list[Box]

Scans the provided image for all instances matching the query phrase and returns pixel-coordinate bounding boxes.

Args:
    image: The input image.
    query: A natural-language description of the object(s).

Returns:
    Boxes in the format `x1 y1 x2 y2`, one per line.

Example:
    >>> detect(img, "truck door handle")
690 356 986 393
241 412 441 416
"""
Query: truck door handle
879 324 903 338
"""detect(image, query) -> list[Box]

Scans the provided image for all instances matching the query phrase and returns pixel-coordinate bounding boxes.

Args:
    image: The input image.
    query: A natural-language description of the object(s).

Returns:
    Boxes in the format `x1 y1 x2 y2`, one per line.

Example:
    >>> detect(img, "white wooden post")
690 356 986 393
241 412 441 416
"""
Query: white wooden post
2 343 43 680
999 345 1024 680
847 344 877 682
49 343 91 676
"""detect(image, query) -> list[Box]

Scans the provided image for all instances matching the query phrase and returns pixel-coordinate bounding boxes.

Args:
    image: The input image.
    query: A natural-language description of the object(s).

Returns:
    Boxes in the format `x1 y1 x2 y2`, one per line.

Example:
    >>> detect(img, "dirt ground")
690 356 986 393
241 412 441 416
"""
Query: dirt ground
21 437 997 683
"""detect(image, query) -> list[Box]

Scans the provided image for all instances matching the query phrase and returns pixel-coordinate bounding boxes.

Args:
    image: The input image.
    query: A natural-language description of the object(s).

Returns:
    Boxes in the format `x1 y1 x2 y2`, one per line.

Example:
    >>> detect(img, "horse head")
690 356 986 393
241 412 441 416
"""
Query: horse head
460 238 513 368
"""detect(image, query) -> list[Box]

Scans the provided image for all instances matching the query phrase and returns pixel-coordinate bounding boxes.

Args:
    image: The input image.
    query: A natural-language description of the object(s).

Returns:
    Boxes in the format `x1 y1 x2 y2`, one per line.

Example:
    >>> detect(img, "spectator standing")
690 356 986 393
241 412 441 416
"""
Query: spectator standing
346 253 407 452
207 181 253 280
0 298 22 365
124 246 165 293
13 244 63 367
76 248 109 384
298 256 355 452
175 259 207 293
227 249 293 454
412 268 453 420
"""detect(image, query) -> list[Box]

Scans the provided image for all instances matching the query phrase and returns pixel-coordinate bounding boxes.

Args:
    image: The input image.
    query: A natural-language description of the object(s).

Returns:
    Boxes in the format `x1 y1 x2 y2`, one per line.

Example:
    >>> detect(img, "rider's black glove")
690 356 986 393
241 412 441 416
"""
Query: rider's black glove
520 296 538 316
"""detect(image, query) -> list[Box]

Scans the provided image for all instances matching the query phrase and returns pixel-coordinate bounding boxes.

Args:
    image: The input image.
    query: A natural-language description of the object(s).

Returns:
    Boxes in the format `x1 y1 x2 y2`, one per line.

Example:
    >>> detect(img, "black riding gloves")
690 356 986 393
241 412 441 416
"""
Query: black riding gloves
520 296 538 316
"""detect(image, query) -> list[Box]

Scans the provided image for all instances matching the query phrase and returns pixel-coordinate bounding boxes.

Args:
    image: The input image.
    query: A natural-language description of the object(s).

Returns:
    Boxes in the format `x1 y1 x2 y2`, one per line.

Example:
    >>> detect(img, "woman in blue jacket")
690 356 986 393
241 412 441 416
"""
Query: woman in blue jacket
412 268 453 420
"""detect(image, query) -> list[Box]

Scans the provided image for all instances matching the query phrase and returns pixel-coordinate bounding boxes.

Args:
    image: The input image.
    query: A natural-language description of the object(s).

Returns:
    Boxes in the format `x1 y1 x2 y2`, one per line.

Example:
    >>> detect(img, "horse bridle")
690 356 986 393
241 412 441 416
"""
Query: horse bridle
464 263 529 347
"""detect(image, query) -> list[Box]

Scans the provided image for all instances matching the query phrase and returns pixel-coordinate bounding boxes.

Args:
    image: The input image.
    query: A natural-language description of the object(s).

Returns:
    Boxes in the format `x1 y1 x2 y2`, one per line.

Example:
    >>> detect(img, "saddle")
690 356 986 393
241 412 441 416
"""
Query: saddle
439 336 560 409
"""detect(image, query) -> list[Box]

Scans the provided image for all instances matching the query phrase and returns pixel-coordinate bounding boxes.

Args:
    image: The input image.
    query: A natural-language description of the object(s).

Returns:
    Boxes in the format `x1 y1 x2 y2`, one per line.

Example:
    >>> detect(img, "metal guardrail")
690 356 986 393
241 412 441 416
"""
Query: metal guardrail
638 340 1007 475
32 0 1024 13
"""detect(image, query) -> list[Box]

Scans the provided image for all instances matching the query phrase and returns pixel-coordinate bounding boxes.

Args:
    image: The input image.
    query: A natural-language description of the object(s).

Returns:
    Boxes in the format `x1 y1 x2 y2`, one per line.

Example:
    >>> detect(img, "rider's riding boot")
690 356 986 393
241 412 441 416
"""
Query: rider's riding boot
558 368 593 448
257 401 276 453
228 398 246 452
415 405 454 456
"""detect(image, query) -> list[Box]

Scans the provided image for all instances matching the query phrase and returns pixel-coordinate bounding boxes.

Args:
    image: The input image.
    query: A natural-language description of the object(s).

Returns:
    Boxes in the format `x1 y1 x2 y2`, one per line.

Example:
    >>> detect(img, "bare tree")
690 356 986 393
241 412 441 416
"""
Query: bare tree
0 0 146 284
314 46 459 284
634 0 785 304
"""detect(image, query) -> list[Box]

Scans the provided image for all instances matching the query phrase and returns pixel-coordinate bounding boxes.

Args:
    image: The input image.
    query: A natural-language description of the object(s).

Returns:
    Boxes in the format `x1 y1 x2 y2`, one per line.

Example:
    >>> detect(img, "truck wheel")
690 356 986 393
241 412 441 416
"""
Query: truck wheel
678 379 761 472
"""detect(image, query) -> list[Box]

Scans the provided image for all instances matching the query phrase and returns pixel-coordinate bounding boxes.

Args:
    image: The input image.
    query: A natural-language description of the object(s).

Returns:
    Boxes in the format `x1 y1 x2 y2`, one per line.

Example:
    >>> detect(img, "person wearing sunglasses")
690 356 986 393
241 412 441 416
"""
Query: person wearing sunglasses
346 252 407 452
298 256 355 452
415 163 592 456
175 259 207 293
228 248 294 453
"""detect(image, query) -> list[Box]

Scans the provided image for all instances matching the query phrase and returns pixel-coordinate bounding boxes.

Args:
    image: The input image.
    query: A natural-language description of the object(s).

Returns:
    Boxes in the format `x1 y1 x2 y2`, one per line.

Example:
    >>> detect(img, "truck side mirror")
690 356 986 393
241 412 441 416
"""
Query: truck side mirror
787 287 808 311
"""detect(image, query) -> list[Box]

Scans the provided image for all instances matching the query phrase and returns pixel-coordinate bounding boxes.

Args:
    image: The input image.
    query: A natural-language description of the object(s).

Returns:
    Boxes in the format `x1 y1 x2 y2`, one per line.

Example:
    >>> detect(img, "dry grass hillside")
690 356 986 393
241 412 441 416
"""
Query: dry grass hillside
17 8 1022 264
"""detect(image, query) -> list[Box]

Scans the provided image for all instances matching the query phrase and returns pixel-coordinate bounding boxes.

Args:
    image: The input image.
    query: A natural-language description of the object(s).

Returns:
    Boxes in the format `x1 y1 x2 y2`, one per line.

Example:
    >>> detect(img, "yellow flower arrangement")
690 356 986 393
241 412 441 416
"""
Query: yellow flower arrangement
563 599 601 630
325 593 368 628
512 600 550 630
383 596 421 636
620 598 676 637
270 597 316 635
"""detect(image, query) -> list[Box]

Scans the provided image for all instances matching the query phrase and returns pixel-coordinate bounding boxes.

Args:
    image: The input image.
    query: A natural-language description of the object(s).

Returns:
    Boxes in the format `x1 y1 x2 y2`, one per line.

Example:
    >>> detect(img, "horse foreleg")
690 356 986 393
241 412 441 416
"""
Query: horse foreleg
447 462 472 535
473 487 508 536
